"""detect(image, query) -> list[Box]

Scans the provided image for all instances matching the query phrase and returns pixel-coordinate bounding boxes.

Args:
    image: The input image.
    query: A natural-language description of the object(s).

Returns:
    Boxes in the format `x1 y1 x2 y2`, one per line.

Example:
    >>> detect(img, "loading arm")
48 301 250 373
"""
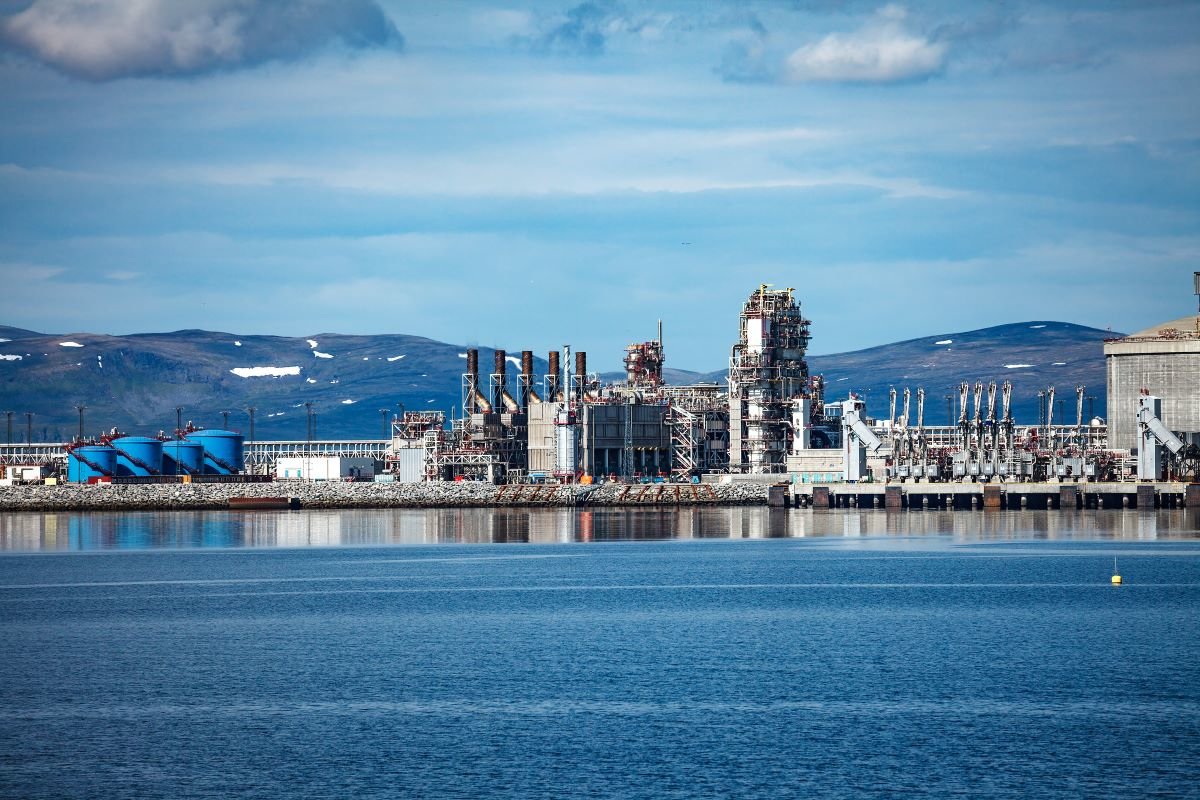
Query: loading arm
1139 405 1185 454
844 407 883 452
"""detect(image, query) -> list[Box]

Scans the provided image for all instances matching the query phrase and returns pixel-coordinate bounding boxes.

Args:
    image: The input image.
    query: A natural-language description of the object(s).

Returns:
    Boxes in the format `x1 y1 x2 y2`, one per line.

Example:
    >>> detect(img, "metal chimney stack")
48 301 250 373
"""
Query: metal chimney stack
493 349 507 411
465 349 480 413
520 350 538 409
575 351 587 402
547 350 561 401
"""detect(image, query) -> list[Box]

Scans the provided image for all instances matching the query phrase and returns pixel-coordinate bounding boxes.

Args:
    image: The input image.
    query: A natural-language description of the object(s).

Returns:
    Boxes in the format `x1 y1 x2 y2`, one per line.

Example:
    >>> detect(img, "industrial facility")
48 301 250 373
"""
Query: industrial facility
62 425 251 485
2 274 1198 497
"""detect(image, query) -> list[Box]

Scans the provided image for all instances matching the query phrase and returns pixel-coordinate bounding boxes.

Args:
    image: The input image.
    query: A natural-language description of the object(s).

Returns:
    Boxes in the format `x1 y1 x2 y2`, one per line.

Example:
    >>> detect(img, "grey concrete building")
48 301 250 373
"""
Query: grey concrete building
527 401 671 478
1105 312 1200 451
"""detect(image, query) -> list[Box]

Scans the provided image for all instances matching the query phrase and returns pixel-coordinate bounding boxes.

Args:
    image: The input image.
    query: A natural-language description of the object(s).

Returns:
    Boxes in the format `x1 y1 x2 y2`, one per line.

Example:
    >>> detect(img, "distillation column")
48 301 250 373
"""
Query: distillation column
728 286 812 473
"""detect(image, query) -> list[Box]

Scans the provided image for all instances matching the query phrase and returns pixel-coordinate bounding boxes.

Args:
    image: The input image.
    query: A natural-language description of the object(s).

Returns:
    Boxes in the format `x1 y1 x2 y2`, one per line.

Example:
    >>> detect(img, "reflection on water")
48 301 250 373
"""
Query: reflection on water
1 506 1198 551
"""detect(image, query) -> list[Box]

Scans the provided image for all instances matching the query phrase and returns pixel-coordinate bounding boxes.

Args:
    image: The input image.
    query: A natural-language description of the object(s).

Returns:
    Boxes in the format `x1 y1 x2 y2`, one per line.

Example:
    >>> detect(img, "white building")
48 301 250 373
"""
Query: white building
276 456 375 481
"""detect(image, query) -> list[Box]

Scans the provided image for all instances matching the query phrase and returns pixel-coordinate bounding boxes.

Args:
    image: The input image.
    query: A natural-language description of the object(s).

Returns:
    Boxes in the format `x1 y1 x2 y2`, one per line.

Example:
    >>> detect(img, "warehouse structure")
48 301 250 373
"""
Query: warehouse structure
1104 273 1200 451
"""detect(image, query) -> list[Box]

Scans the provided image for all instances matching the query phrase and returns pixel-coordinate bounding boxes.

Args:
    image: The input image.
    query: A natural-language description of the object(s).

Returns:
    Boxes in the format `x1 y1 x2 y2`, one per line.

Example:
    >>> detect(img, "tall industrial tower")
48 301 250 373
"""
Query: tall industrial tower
728 285 812 473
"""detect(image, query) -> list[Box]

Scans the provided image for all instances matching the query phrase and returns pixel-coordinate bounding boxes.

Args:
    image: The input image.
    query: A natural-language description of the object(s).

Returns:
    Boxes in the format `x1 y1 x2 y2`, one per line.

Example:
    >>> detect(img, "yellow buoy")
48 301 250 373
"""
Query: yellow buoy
1111 574 1122 585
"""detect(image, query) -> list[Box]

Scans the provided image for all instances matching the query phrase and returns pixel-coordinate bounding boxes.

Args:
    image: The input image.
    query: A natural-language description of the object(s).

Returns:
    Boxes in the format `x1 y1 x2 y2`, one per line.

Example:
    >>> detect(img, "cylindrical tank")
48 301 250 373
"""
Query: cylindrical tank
185 429 245 474
111 436 164 477
161 440 205 476
68 445 116 483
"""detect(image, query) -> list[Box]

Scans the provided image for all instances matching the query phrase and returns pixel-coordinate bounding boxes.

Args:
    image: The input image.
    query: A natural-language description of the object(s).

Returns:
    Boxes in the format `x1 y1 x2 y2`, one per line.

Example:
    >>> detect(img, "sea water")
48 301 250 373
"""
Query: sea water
1 508 1198 798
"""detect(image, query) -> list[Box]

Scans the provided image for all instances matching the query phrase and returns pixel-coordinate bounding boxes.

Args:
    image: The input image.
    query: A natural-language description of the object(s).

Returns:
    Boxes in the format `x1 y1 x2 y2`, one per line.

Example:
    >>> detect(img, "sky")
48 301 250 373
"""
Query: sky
0 0 1197 371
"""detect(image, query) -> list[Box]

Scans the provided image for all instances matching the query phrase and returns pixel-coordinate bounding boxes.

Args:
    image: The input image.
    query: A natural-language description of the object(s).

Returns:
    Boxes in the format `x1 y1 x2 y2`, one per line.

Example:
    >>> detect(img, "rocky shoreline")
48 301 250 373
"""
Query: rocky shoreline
0 481 768 512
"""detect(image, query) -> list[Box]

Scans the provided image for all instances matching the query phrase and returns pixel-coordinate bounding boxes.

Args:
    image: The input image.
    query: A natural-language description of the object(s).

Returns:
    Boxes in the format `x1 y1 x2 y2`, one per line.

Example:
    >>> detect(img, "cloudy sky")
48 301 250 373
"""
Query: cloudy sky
0 0 1196 370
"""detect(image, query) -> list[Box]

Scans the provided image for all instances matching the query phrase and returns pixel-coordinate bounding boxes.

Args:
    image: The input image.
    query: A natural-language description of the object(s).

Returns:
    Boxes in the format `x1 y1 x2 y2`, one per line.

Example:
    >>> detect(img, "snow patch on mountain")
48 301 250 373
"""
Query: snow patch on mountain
231 366 301 378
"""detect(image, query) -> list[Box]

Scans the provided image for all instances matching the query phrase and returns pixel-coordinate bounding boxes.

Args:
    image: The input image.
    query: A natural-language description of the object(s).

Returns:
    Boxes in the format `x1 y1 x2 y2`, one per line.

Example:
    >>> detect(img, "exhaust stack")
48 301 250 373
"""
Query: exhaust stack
464 349 492 413
491 350 520 413
520 350 540 409
547 350 561 402
574 351 587 402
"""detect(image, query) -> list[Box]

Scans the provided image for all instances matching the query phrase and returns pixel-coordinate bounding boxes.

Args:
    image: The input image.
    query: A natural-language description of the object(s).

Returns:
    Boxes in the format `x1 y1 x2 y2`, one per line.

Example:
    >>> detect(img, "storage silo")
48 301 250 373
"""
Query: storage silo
67 445 116 483
161 440 205 476
185 429 245 474
111 436 164 476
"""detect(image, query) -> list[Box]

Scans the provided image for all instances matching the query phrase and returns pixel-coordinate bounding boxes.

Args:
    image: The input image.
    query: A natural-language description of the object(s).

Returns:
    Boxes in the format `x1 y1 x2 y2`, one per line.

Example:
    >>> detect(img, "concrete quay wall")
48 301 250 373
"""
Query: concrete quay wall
797 482 1196 511
0 481 768 512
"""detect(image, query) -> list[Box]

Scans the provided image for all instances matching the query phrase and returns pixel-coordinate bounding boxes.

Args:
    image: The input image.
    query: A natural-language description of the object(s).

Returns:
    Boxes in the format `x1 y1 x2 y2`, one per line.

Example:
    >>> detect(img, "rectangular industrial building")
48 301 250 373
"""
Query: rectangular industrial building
276 456 375 481
1105 313 1200 451
526 401 671 478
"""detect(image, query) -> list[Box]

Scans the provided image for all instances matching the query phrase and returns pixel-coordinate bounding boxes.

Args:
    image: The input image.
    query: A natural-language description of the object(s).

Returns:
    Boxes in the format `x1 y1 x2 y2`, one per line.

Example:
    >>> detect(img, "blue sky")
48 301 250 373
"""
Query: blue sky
0 0 1196 370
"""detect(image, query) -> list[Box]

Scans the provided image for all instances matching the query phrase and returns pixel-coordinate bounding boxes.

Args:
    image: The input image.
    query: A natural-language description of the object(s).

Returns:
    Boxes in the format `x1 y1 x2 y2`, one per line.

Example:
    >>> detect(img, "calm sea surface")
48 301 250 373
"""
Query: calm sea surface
1 507 1198 799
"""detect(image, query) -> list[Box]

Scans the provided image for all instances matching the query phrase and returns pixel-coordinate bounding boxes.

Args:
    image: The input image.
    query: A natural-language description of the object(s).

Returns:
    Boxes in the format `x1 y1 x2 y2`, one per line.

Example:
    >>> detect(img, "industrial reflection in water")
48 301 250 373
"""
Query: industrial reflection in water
0 507 1197 552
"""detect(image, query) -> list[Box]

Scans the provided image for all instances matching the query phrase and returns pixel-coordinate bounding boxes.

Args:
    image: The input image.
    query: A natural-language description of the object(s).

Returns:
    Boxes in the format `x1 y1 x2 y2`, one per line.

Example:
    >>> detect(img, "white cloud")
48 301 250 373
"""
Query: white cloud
169 156 962 200
785 6 947 84
0 262 64 281
0 0 402 82
105 271 139 280
473 9 534 39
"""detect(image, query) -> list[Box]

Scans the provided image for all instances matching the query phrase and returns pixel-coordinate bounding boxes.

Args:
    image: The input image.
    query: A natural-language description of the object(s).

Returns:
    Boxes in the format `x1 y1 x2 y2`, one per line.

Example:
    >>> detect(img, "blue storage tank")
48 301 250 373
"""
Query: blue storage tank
68 445 116 483
185 429 245 474
161 440 205 476
111 436 164 477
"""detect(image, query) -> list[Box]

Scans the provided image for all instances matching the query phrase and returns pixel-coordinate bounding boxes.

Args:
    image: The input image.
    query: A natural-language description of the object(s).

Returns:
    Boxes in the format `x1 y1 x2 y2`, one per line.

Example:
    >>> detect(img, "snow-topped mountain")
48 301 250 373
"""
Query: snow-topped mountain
0 321 1116 441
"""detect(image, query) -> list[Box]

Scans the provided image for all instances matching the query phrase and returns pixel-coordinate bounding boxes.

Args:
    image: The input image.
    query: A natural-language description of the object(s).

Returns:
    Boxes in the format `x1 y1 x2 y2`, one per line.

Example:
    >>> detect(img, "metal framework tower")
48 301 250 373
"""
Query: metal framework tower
727 285 811 473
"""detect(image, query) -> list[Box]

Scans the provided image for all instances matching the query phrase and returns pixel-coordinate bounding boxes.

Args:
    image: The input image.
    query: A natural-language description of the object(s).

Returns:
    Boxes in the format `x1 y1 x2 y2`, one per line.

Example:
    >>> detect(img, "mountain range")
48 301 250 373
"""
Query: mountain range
0 321 1118 442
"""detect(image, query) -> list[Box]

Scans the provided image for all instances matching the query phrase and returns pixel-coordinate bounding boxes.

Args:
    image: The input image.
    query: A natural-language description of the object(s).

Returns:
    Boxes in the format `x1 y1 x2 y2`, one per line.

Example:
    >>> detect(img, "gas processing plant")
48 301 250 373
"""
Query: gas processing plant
3 275 1198 497
379 274 1200 490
